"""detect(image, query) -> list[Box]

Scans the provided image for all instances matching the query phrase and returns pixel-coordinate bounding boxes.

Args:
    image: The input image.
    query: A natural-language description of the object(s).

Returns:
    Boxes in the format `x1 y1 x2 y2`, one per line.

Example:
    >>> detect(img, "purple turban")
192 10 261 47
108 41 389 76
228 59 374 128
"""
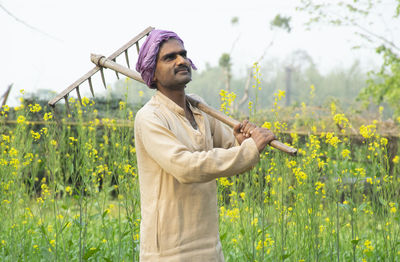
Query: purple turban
136 29 197 88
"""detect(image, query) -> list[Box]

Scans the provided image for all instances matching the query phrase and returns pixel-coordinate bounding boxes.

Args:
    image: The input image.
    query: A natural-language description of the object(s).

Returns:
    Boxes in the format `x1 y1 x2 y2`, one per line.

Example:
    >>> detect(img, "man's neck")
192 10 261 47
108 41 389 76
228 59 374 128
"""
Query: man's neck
158 87 186 109
158 86 198 129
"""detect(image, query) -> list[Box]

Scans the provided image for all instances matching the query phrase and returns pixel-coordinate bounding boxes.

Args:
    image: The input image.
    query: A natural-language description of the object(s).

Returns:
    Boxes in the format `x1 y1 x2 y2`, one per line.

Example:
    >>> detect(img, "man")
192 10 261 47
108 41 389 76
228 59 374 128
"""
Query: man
134 29 275 261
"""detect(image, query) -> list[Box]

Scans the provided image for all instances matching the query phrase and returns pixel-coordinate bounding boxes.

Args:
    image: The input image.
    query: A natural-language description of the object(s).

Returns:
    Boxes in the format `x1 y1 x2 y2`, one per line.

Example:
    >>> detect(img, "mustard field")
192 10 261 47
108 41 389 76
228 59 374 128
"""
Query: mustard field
1 90 399 261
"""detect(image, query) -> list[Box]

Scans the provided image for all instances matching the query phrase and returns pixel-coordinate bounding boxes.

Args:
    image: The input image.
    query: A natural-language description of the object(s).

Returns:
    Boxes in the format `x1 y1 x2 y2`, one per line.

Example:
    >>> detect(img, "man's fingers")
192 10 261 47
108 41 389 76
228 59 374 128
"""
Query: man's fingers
241 120 257 138
233 122 242 134
266 133 277 144
240 119 249 133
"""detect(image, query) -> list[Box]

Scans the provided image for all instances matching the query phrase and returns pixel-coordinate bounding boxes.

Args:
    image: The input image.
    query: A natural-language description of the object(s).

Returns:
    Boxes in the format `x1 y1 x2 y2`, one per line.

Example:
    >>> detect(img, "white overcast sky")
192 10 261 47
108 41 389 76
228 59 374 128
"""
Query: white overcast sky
1 0 397 106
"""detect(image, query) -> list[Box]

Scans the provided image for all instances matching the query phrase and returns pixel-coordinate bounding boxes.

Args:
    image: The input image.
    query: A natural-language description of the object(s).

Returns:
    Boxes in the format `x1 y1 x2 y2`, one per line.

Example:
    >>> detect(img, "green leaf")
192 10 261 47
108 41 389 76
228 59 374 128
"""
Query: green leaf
379 197 387 206
59 222 69 234
40 225 47 238
103 257 112 262
358 203 367 212
282 250 294 259
220 231 227 241
83 247 99 260
351 239 361 245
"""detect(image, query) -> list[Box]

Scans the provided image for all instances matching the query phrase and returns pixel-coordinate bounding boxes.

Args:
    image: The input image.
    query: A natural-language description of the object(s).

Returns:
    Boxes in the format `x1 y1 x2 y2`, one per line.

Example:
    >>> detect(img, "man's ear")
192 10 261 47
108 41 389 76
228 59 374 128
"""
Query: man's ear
152 71 157 83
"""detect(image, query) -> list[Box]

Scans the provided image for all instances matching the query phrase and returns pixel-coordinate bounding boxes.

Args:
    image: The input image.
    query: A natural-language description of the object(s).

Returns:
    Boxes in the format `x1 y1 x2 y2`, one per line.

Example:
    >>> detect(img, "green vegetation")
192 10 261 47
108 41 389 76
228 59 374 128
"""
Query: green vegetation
1 79 399 261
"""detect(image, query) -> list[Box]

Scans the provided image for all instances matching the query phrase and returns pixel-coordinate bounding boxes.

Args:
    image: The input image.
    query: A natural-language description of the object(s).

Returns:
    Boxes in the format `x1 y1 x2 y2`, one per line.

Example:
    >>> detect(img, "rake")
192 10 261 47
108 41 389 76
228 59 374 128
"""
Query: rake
48 27 297 156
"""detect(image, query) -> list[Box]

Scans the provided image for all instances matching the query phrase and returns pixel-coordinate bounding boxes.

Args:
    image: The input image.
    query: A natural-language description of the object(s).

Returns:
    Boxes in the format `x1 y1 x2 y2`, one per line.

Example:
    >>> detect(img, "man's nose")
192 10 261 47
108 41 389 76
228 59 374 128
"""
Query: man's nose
176 55 188 65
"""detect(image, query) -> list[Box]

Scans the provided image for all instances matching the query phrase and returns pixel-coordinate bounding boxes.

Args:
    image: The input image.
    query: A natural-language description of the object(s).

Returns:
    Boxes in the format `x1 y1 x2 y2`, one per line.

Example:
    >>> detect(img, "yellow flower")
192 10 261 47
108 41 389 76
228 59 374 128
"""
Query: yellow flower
341 149 351 158
248 101 253 111
226 207 240 222
330 101 336 115
82 97 90 107
218 177 233 187
65 186 72 195
29 103 42 113
17 115 26 124
325 132 341 147
310 84 315 97
251 217 258 226
355 167 366 177
262 121 272 129
363 239 374 253
40 127 48 135
139 90 144 97
379 106 384 115
119 101 126 110
256 240 263 250
389 202 397 214
333 114 349 128
30 130 41 141
239 192 245 200
43 112 53 121
2 105 9 112
277 90 285 100
359 124 376 139
392 156 399 164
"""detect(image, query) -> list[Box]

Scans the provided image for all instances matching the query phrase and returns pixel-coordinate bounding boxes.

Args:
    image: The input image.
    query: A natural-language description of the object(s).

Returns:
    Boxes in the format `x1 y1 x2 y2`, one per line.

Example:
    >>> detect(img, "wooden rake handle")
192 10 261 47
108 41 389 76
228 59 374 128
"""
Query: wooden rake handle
90 54 297 156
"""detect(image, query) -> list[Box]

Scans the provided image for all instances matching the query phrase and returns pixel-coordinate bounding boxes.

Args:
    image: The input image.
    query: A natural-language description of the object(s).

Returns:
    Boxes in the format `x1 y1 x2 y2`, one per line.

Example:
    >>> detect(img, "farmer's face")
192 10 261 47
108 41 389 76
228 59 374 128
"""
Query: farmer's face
153 39 192 90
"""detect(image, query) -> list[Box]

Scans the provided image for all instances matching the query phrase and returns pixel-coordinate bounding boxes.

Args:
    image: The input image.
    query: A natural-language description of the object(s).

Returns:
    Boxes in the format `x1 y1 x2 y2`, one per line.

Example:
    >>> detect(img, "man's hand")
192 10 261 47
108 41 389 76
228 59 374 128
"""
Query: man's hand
251 127 276 153
233 120 257 145
234 120 276 152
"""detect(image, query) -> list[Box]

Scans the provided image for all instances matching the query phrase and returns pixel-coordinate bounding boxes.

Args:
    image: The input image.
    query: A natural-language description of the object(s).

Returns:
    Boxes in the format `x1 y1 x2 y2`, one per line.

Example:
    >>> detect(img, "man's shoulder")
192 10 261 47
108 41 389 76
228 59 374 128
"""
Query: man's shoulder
187 93 207 104
135 97 159 119
135 96 169 125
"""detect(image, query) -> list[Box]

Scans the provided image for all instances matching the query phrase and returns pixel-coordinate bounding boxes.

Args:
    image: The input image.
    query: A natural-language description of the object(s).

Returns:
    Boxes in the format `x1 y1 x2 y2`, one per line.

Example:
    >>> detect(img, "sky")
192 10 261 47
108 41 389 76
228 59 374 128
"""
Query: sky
1 0 397 106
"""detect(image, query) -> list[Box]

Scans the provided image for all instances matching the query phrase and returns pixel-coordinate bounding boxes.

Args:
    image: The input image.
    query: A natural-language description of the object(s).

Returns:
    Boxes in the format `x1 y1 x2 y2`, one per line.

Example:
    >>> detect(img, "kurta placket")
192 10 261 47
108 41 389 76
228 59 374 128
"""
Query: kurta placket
134 91 260 261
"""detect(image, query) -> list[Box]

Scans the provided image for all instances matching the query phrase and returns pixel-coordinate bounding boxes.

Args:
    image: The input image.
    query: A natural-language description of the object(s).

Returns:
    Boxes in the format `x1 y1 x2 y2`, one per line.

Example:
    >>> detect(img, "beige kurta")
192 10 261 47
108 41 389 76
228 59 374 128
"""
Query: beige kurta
134 91 260 261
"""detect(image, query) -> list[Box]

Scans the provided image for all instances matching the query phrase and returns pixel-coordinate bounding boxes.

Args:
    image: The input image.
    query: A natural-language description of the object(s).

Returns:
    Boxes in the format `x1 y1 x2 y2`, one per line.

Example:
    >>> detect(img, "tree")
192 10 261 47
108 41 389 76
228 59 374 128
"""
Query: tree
0 3 59 40
219 53 232 92
297 0 400 117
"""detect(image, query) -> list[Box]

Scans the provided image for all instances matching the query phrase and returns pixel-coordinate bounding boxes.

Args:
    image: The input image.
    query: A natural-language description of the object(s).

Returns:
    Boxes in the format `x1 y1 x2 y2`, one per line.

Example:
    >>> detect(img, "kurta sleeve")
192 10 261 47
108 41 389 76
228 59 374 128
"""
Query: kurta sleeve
135 111 260 184
208 115 239 149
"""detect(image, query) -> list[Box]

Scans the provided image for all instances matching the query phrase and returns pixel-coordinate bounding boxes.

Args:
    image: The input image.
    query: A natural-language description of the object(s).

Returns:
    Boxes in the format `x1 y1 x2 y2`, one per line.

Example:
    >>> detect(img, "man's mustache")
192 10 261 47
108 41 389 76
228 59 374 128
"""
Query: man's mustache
175 65 191 74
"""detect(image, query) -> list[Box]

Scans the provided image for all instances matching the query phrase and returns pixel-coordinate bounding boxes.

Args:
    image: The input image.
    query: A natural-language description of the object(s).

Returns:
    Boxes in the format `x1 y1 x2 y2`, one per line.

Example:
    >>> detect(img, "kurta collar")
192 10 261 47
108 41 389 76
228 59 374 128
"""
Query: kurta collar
154 91 202 116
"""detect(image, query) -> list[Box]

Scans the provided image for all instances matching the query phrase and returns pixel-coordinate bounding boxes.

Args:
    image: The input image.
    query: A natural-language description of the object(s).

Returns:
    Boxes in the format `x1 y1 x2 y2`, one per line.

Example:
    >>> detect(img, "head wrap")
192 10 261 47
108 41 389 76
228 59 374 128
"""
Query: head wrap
136 29 197 88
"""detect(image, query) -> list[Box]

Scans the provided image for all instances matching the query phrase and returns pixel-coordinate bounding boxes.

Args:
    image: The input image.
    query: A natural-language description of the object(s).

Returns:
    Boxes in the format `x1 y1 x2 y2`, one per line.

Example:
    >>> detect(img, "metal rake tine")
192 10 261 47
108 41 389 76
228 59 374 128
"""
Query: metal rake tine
76 86 83 106
50 104 62 125
48 26 154 107
88 77 95 97
100 67 107 89
136 42 140 54
64 96 71 115
112 58 120 79
124 50 130 68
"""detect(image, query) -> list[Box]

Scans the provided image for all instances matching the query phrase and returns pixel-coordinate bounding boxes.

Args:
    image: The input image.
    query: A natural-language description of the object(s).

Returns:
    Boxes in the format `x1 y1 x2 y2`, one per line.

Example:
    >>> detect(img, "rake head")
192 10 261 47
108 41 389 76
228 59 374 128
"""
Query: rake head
48 26 154 111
